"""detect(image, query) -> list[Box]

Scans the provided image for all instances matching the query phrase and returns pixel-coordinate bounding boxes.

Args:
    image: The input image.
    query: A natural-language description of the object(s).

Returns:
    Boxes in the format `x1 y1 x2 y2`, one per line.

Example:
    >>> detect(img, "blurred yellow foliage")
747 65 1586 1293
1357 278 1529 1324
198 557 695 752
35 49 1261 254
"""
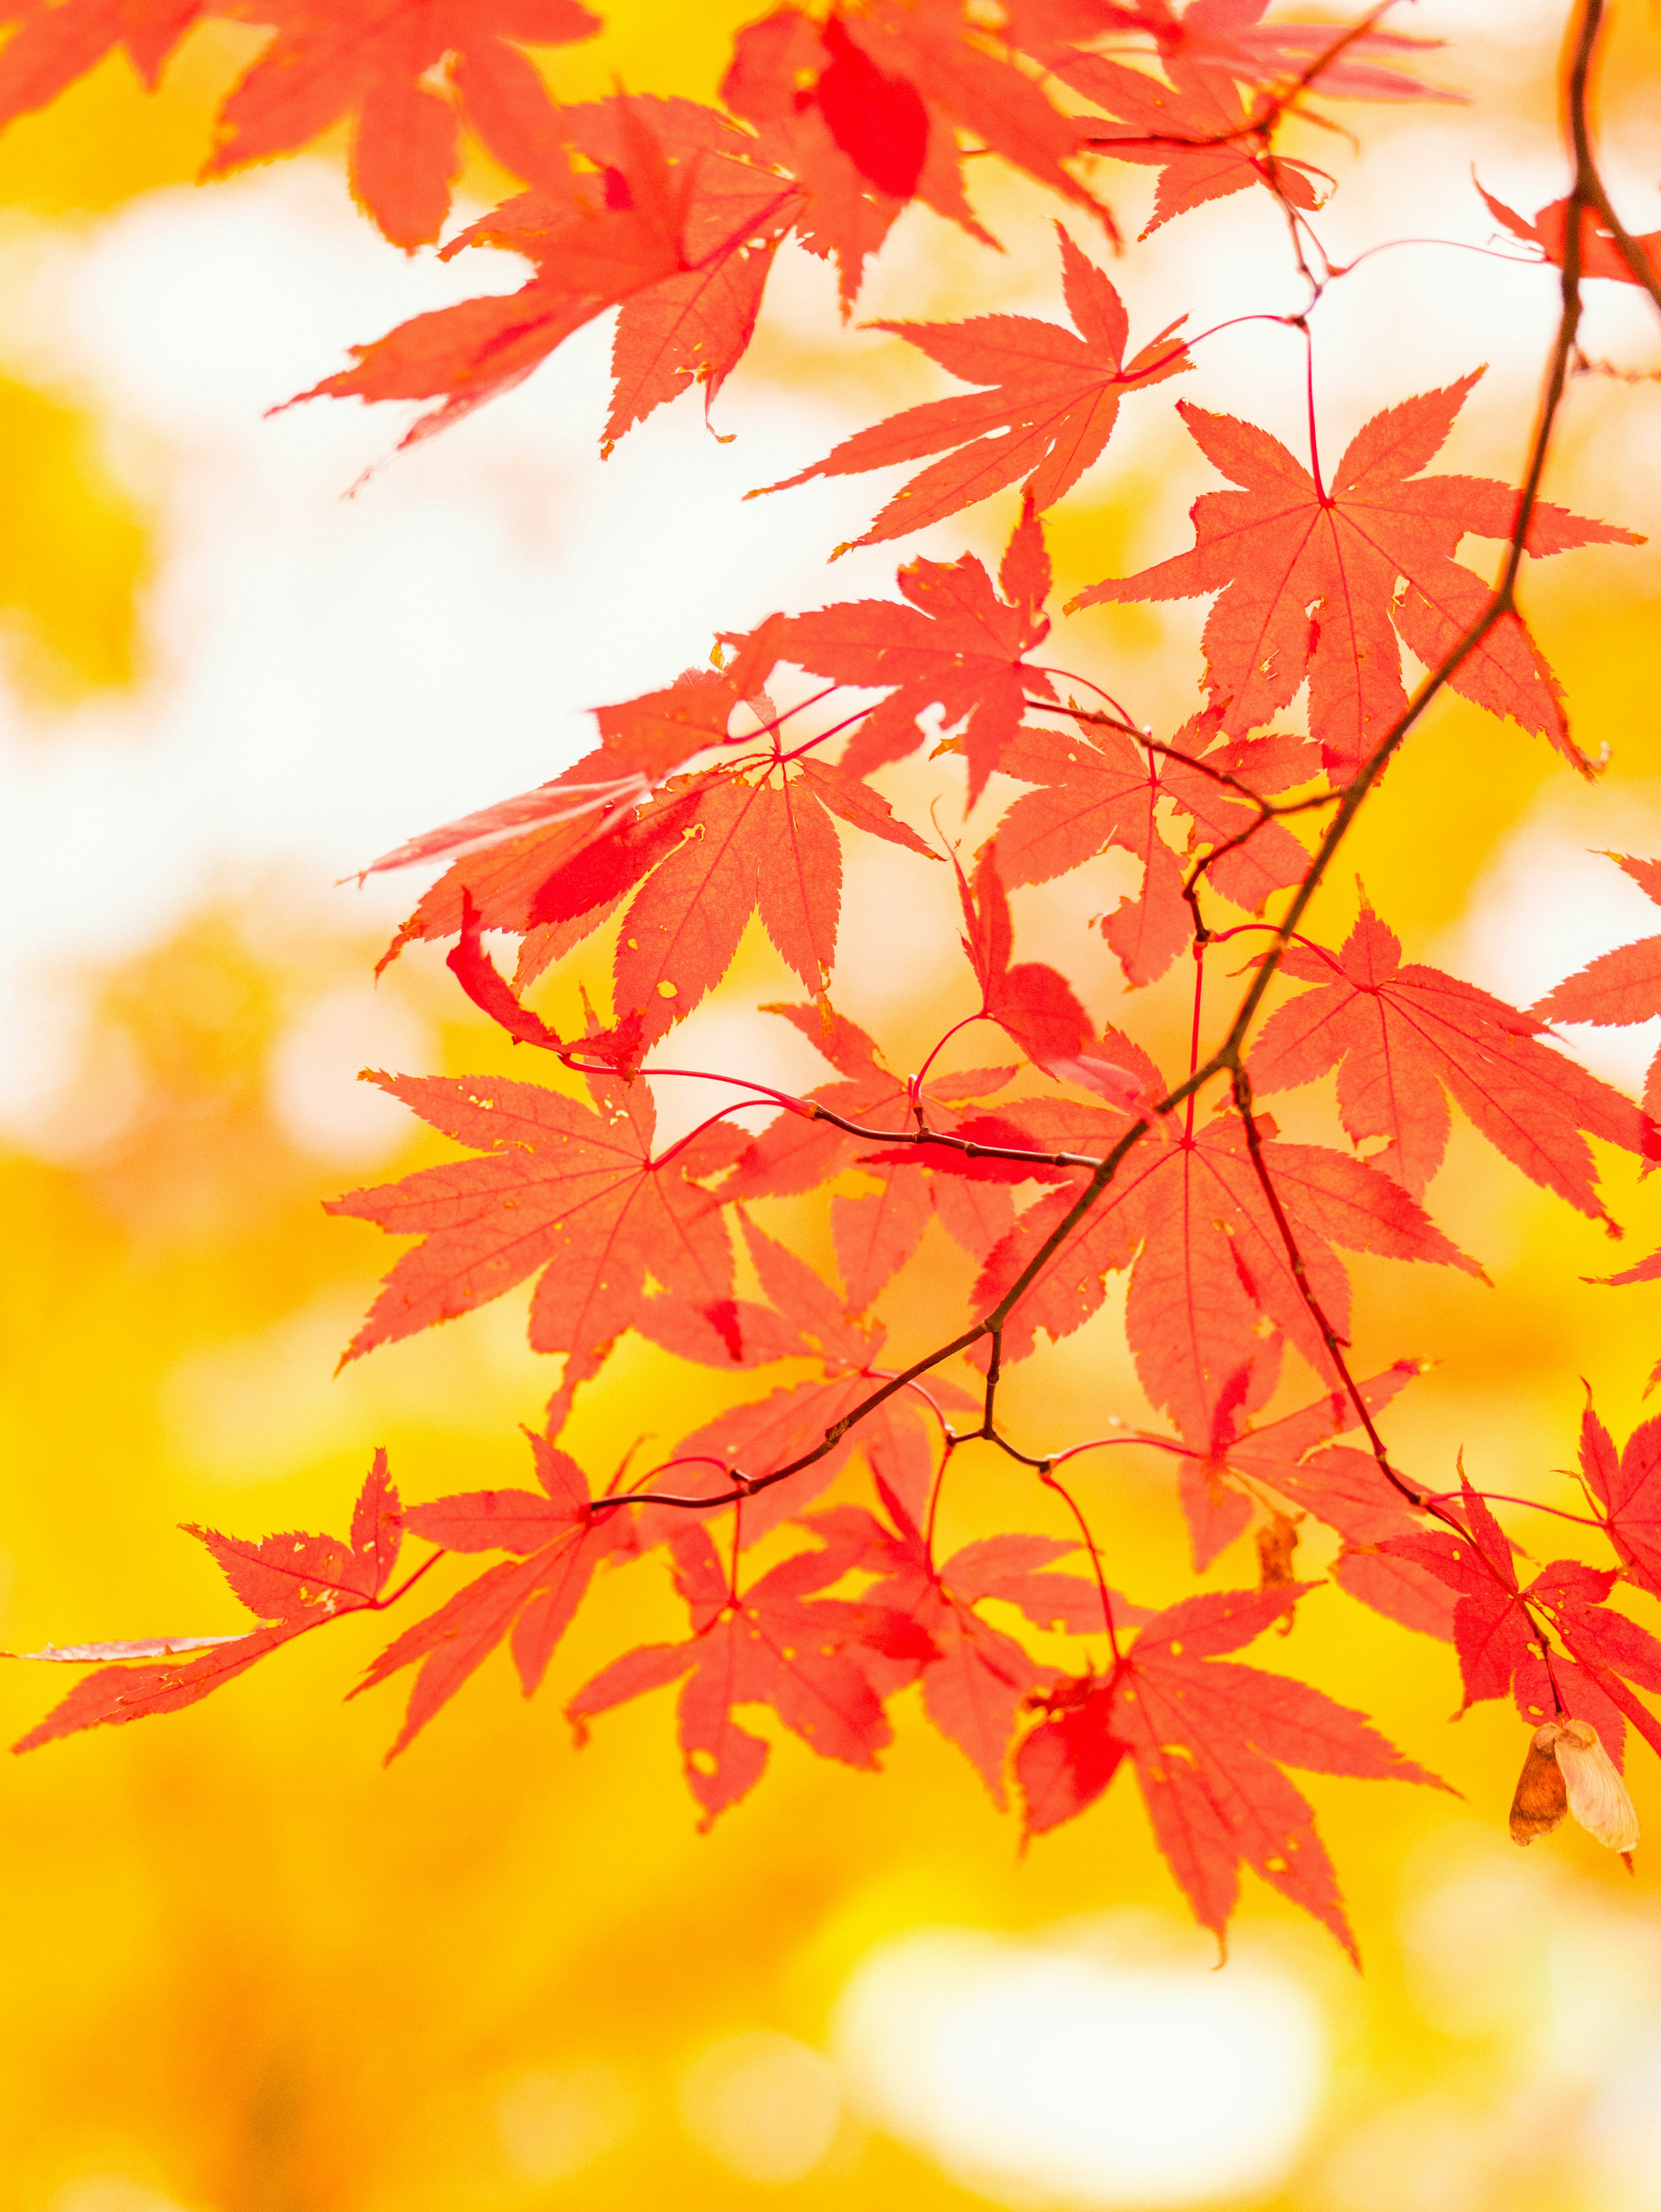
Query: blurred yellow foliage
0 373 147 701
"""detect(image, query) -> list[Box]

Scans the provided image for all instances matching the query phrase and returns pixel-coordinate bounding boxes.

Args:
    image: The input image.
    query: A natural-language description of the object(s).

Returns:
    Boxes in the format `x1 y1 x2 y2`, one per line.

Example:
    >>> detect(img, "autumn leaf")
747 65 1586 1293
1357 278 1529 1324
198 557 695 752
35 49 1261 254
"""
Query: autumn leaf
1154 1360 1442 1617
775 497 1055 797
757 224 1188 547
1065 51 1328 237
996 707 1318 985
721 0 1105 309
1071 373 1642 776
975 1085 1480 1442
1533 851 1661 1130
0 0 208 123
1015 1585 1448 1958
809 1479 1124 1802
210 0 602 251
1478 179 1661 291
1005 0 1454 106
326 1069 735 1367
567 1522 927 1828
725 1002 1018 1307
283 96 745 445
953 839 1094 1072
629 1217 946 1546
354 1431 636 1757
594 758 929 1049
1250 893 1649 1220
13 1453 403 1753
1576 1398 1661 1605
1380 1474 1661 1764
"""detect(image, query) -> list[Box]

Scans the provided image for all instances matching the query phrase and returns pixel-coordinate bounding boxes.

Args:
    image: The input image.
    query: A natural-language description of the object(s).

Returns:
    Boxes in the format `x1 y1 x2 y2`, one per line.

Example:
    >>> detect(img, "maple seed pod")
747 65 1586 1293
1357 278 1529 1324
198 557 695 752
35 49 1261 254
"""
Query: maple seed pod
1509 1724 1568 1844
1553 1718 1641 1852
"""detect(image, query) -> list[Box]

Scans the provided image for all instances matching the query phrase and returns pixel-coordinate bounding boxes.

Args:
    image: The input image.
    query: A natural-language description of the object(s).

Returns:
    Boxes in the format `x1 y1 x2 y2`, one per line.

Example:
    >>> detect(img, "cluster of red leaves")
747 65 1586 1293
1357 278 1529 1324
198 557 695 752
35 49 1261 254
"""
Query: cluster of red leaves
16 0 1661 1969
0 0 602 249
1379 1454 1661 1778
0 0 1443 457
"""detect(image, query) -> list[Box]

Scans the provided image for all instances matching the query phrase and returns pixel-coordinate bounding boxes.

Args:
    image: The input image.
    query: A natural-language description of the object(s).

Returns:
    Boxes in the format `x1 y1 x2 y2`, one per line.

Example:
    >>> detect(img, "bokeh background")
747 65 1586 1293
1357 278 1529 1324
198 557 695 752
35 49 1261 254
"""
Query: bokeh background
5 3 1661 2208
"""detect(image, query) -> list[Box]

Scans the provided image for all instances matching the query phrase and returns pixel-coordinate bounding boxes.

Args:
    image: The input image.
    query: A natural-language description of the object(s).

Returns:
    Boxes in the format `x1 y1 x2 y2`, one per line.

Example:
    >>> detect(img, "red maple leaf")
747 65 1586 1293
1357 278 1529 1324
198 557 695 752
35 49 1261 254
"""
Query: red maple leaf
566 1521 927 1828
1014 1585 1447 1958
1063 51 1328 237
372 622 795 977
0 0 207 122
974 1081 1480 1441
996 709 1318 984
1154 1358 1430 1582
1576 1398 1661 1605
593 757 933 1051
209 0 602 250
628 1216 955 1545
724 0 1106 309
725 1003 1018 1309
1533 851 1661 1130
1071 374 1641 777
353 1429 636 1757
1161 2 1453 102
1381 1475 1661 1764
326 1069 735 1367
289 0 1109 445
952 840 1094 1072
757 224 1188 547
1478 179 1661 291
285 97 768 447
807 1481 1119 1803
1005 0 1453 105
13 1453 403 1752
777 498 1056 800
1249 894 1649 1220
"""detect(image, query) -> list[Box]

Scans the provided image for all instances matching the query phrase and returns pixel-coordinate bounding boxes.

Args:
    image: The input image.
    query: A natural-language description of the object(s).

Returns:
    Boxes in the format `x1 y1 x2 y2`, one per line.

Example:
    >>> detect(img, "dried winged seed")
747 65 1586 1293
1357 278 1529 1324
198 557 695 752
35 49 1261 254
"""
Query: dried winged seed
1554 1717 1641 1852
1510 1723 1568 1844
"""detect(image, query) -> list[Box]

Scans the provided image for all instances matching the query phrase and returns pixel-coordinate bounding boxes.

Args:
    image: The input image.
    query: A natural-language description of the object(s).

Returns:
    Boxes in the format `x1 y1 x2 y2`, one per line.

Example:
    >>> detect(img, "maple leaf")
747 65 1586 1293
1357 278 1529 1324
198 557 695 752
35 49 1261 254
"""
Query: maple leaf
285 97 766 447
13 1453 402 1753
721 9 920 308
0 0 206 124
1158 3 1455 103
1004 0 1453 106
628 1217 950 1546
1249 893 1649 1221
953 840 1094 1072
778 497 1056 799
1014 1586 1447 1959
1064 51 1329 237
1381 1474 1661 1765
354 1430 635 1757
725 1003 1018 1309
807 1481 1118 1803
757 224 1189 547
1071 374 1642 777
1153 1360 1445 1620
996 709 1318 985
1576 1398 1661 1605
600 758 935 1050
974 1079 1480 1442
723 0 1107 308
567 1522 926 1828
326 1069 734 1368
208 0 602 250
1533 851 1661 1132
1478 179 1661 291
371 620 792 976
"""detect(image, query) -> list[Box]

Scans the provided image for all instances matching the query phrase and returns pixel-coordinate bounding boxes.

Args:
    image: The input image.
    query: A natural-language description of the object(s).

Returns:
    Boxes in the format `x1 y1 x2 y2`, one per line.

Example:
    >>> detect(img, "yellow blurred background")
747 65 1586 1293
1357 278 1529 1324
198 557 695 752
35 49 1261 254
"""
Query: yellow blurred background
6 5 1661 2210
